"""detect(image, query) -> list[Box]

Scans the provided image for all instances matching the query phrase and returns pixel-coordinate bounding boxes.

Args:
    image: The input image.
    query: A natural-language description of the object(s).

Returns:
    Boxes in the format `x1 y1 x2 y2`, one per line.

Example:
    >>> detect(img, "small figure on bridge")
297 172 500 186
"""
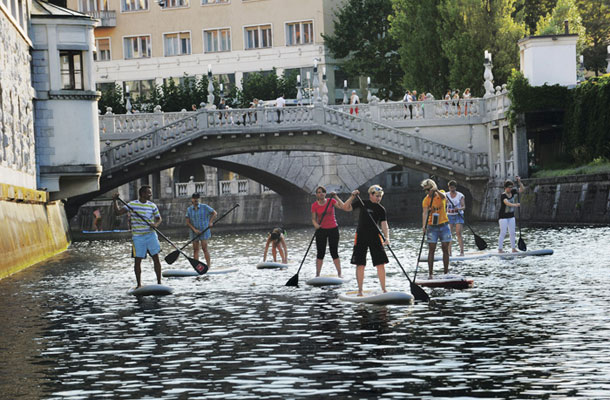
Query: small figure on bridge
421 178 450 279
446 180 466 257
112 186 162 288
311 186 347 278
349 90 359 115
275 94 286 123
263 227 288 263
341 185 389 296
186 192 217 267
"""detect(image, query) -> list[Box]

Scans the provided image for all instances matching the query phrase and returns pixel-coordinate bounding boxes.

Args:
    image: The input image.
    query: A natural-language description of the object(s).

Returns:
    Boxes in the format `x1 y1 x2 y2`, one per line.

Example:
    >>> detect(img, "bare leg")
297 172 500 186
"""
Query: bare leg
134 258 143 288
428 242 437 279
356 265 365 296
448 224 454 256
333 258 342 278
152 254 162 284
201 240 211 267
316 258 323 277
193 240 200 260
272 244 278 262
441 242 450 274
376 264 386 293
456 224 464 256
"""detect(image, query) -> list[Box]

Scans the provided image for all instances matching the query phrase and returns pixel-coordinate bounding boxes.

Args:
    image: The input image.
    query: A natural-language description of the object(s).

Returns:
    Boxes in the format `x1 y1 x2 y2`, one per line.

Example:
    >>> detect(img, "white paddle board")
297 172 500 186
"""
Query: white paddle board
490 249 554 258
338 290 413 305
128 284 173 296
306 276 344 287
256 261 288 269
415 274 474 289
163 266 237 277
419 248 553 262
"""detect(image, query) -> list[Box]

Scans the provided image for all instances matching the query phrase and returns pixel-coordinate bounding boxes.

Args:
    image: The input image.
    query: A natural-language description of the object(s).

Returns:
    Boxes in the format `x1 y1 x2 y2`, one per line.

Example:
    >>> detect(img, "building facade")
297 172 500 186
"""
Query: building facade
66 0 345 102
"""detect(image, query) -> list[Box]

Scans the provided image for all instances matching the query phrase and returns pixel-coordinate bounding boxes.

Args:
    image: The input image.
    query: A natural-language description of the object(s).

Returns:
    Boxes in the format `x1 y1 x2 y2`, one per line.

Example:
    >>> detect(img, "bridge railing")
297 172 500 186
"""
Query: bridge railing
100 110 194 136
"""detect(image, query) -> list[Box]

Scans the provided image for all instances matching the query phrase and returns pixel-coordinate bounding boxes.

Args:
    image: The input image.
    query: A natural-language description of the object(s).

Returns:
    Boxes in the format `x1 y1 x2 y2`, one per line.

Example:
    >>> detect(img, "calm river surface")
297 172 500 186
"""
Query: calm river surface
1 224 610 399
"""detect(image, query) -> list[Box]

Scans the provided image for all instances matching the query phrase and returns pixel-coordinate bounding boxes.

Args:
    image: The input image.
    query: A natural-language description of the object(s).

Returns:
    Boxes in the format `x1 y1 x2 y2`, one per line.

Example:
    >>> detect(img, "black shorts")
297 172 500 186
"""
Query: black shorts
350 233 389 266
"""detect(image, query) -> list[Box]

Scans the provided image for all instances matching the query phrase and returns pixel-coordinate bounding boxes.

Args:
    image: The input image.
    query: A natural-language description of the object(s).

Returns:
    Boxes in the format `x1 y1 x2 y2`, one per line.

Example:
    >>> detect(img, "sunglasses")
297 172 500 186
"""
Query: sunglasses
370 186 383 193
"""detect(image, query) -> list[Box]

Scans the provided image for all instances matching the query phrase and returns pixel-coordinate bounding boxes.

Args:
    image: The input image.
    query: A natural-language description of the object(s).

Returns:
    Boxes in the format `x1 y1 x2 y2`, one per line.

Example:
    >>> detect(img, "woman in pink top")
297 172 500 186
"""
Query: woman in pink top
311 186 347 278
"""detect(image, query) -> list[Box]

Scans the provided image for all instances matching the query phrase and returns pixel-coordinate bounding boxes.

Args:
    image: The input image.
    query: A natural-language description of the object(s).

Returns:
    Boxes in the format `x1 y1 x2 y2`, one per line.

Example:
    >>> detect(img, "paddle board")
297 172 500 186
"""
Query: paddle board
338 290 413 305
82 229 130 234
306 276 344 287
163 266 237 277
415 274 474 289
127 284 173 296
419 248 553 262
256 261 288 269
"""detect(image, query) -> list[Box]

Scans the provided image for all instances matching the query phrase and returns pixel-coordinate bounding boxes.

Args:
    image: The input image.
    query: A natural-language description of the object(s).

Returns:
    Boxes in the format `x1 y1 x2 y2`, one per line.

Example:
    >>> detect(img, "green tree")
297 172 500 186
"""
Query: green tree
390 0 449 97
535 0 586 53
323 0 403 99
98 83 126 114
438 0 526 96
513 0 557 34
576 0 610 75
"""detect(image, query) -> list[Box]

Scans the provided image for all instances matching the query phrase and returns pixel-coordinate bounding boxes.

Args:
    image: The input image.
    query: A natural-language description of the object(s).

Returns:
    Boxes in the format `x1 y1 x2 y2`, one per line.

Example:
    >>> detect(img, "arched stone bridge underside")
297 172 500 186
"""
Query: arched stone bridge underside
66 106 490 216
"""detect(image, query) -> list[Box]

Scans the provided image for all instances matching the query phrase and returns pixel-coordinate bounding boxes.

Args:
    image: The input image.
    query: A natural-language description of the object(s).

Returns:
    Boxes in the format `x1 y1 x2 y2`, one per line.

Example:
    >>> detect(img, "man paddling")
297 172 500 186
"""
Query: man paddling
421 179 450 279
185 193 217 268
112 186 162 288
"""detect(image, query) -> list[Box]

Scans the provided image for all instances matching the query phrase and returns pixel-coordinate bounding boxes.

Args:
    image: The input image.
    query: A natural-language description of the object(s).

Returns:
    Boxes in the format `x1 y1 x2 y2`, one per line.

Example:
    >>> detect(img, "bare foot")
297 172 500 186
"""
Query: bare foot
498 249 505 253
459 253 464 256
512 249 519 253
428 275 433 280
357 291 363 297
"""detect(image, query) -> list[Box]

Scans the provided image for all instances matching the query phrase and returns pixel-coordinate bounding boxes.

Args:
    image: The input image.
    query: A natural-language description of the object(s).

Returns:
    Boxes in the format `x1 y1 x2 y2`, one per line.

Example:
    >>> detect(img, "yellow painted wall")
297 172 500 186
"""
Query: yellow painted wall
0 200 71 280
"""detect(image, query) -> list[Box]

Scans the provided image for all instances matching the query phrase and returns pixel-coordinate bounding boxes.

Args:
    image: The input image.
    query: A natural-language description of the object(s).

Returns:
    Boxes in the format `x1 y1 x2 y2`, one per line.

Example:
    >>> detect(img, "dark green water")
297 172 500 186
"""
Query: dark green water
1 224 609 399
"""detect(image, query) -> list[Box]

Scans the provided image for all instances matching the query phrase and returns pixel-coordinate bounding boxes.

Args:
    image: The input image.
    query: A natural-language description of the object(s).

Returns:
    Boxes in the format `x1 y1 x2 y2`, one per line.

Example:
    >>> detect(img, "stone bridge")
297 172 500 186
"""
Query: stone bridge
66 93 520 217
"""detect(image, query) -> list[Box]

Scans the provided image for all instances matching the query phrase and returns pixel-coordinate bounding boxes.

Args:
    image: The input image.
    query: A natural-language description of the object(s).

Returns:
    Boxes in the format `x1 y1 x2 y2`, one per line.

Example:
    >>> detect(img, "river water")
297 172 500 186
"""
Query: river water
1 224 610 399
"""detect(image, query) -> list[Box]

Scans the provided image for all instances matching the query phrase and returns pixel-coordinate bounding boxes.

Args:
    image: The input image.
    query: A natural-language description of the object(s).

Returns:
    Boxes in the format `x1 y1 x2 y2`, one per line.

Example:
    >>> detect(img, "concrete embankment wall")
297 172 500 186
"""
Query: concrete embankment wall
0 201 71 279
481 173 610 224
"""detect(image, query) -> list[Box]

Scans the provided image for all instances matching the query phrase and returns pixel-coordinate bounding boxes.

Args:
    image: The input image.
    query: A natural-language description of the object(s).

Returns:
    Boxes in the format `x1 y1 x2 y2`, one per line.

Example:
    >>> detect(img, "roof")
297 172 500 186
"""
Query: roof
30 0 92 19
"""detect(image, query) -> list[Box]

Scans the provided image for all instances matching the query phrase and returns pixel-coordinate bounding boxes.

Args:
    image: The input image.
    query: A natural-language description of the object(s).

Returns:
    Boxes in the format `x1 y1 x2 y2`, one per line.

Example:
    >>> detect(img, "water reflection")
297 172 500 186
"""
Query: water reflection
0 225 609 398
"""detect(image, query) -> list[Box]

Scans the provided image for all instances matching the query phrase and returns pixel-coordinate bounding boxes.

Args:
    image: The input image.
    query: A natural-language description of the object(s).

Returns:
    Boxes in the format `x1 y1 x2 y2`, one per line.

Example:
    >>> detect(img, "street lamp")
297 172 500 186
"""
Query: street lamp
343 80 348 105
207 64 215 107
125 84 132 114
296 74 303 106
606 44 610 74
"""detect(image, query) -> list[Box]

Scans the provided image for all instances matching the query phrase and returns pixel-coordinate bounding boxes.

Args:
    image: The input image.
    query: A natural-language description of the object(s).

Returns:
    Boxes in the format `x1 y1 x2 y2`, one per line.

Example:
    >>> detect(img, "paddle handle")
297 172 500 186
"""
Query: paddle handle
412 195 434 282
180 204 239 251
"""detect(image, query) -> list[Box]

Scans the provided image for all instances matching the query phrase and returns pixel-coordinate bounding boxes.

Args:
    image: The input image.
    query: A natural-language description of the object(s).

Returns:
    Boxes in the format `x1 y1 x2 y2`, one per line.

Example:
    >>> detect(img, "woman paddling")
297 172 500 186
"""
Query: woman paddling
263 228 288 263
421 179 450 279
341 185 390 296
498 177 525 253
446 180 466 257
312 186 347 278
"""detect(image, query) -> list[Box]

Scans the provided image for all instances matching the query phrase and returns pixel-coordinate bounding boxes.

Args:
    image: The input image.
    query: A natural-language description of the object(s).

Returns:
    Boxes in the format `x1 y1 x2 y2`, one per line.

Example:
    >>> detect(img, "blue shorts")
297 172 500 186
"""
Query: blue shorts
132 232 161 259
448 214 464 225
427 223 452 243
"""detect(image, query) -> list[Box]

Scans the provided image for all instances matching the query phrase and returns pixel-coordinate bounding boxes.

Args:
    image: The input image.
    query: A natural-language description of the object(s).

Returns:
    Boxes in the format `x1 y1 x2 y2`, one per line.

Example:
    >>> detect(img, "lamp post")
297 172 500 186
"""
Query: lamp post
342 79 348 105
578 55 585 83
366 76 372 103
125 84 132 114
207 64 215 108
306 71 311 104
321 67 328 105
606 45 610 74
296 74 303 106
312 58 321 103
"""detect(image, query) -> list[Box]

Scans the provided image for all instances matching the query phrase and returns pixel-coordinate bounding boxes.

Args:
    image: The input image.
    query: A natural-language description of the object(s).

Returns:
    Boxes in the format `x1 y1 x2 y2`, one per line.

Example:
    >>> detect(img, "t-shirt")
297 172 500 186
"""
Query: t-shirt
352 199 386 241
499 189 518 219
186 203 215 231
276 96 286 108
311 198 338 229
125 200 160 236
422 191 449 225
446 191 464 215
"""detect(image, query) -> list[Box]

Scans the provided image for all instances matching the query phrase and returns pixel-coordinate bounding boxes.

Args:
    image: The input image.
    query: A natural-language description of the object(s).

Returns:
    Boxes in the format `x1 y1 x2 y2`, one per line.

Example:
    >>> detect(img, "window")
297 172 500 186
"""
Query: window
78 0 109 12
123 35 151 59
60 51 84 90
244 24 272 50
94 38 111 61
286 21 313 46
123 80 154 100
121 0 148 12
161 0 188 8
204 28 231 53
164 32 191 56
201 0 228 4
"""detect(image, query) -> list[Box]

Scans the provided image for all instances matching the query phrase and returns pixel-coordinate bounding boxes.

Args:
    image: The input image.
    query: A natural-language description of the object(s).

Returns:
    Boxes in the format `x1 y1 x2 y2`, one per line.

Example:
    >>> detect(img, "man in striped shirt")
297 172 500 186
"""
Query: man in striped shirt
186 193 217 267
113 186 162 288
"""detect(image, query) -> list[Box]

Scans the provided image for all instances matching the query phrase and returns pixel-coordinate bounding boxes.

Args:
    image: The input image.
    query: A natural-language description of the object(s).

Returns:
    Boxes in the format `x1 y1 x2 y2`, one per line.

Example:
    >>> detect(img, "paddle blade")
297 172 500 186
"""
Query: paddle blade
189 258 209 275
410 282 430 302
474 234 488 250
285 274 299 287
518 237 527 251
164 250 180 265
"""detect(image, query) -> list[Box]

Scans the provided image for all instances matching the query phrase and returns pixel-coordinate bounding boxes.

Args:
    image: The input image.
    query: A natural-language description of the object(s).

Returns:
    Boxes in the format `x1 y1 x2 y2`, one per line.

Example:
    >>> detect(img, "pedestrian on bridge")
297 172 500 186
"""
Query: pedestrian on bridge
341 185 389 296
349 90 359 115
112 186 162 288
186 192 217 267
421 179 450 279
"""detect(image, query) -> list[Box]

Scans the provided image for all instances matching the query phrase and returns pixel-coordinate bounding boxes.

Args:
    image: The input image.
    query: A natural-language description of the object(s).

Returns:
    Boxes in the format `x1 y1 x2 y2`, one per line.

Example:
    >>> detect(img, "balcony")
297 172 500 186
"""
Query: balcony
87 10 116 27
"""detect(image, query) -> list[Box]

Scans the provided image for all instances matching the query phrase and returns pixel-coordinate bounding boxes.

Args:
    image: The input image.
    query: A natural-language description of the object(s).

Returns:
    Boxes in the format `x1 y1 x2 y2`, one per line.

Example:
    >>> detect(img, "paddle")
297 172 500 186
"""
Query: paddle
412 195 432 285
285 195 333 287
165 204 240 264
445 195 487 251
116 197 209 275
516 193 527 251
356 195 429 302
